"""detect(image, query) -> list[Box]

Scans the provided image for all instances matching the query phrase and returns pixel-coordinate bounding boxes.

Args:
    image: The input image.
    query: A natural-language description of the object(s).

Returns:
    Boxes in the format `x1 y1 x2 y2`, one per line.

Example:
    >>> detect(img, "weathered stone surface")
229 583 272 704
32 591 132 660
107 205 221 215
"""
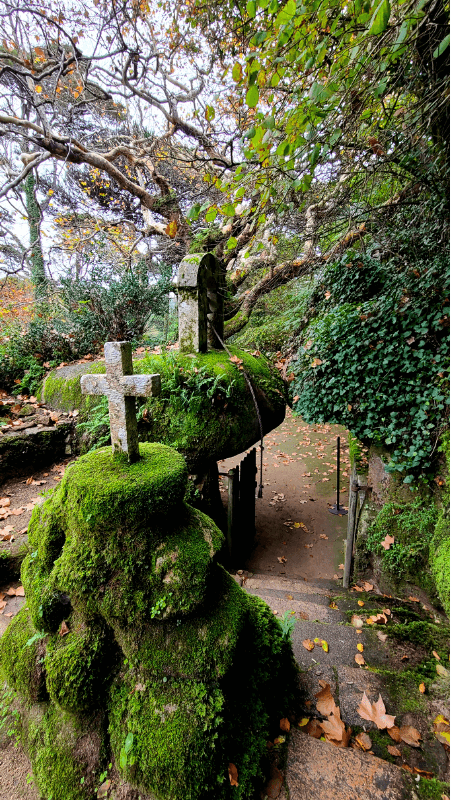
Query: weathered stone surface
177 253 224 352
286 730 414 800
0 423 73 484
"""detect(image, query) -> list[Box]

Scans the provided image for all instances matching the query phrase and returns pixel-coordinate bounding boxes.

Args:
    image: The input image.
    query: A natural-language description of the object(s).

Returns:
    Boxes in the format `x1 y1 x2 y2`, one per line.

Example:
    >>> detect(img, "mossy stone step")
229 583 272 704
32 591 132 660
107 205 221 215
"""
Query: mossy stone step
0 423 73 484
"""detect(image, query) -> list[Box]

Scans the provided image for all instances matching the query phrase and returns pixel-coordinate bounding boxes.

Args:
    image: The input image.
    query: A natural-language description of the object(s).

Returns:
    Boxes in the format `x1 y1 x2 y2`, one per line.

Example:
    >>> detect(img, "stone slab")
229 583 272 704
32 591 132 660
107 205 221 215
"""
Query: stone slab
0 423 73 484
286 730 414 800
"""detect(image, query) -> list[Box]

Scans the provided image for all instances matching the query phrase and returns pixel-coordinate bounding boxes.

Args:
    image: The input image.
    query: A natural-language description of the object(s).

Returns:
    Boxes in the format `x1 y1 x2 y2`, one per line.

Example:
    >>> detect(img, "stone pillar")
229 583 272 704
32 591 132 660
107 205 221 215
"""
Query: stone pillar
177 253 224 353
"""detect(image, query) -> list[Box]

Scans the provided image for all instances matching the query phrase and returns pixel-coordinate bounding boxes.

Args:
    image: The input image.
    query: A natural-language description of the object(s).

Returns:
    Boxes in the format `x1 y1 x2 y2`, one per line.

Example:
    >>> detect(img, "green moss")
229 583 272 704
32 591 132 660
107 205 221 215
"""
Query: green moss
42 363 106 412
369 667 428 714
429 510 450 616
135 348 286 467
415 777 451 800
365 498 438 592
23 703 101 800
115 566 248 681
0 608 47 702
108 574 298 800
46 617 117 713
348 433 369 475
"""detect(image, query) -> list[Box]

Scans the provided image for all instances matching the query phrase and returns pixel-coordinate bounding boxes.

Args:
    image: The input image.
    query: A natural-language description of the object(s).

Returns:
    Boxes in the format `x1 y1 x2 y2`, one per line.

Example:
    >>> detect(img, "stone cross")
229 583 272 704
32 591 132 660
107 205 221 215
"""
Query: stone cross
80 341 161 463
177 253 224 353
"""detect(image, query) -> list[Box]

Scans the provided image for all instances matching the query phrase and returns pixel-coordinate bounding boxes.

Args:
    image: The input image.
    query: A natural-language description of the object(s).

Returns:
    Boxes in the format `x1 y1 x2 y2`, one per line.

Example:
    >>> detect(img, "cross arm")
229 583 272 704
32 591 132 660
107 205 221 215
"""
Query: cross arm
121 374 161 397
80 375 110 395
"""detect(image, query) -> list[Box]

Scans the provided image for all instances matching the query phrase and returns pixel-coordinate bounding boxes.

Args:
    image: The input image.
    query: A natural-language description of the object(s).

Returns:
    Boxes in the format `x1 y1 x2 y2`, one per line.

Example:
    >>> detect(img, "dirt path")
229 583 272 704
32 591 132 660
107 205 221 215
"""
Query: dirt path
219 408 350 581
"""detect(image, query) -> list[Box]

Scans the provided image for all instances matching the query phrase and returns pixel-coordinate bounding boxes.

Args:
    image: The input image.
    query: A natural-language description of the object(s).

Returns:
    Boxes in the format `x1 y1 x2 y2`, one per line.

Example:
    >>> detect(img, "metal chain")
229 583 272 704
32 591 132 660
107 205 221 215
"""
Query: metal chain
210 323 264 498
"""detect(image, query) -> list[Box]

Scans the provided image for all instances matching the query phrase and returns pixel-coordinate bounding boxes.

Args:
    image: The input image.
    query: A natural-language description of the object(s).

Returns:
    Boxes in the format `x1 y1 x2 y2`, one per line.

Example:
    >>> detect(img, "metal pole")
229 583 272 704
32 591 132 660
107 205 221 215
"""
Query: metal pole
329 435 348 516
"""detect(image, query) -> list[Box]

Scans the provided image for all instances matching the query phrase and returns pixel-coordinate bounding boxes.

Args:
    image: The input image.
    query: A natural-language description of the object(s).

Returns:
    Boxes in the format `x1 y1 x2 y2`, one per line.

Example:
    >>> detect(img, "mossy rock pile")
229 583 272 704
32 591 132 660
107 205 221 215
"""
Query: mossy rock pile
0 442 298 800
41 348 287 470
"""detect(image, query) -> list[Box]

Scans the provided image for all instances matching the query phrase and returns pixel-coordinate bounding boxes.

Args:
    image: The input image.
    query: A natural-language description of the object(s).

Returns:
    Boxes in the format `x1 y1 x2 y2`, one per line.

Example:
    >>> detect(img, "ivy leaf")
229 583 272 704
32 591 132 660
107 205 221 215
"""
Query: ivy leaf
205 207 218 223
246 84 259 108
368 0 391 35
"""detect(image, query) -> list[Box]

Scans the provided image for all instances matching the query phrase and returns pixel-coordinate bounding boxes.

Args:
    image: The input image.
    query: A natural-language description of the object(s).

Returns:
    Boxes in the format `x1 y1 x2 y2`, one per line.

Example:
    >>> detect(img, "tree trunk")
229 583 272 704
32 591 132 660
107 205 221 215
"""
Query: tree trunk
24 170 47 305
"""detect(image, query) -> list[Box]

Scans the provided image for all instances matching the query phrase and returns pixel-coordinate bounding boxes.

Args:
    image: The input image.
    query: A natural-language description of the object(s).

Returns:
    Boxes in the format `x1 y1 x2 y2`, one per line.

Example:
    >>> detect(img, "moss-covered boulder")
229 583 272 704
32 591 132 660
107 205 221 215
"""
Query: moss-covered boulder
0 442 298 800
42 348 286 470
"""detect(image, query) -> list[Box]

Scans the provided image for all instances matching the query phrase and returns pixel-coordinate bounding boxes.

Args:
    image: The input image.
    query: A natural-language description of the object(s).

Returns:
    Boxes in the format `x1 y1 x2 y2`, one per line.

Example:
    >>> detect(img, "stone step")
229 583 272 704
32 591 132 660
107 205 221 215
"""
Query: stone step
286 730 416 800
238 571 346 625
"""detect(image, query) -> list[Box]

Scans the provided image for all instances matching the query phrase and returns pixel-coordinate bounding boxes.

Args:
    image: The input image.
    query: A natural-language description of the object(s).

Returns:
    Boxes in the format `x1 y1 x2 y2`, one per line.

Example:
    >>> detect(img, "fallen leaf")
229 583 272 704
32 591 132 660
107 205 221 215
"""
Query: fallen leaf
5 587 16 596
315 682 336 717
381 535 395 550
436 664 450 678
329 601 339 610
302 639 315 651
433 651 441 661
273 736 285 745
387 745 401 757
433 714 450 746
351 615 364 629
0 497 11 507
280 717 290 732
298 718 310 728
419 683 426 694
388 726 402 743
351 585 364 592
357 692 396 730
376 631 388 643
355 654 365 665
277 556 287 563
321 640 329 653
97 780 111 799
338 563 344 570
414 767 434 779
358 600 365 607
15 586 25 597
362 582 374 591
59 620 69 637
355 732 372 751
357 643 364 653
228 763 239 787
399 725 421 747
319 534 328 540
408 596 419 602
305 719 323 738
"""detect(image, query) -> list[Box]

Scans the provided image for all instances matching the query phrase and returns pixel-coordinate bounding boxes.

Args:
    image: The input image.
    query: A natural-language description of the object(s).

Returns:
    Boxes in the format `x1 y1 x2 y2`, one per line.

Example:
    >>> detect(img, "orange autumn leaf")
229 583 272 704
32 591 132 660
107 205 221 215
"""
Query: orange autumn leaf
302 639 315 651
59 620 69 637
165 219 178 238
381 534 395 550
387 745 401 757
228 763 238 787
355 653 365 666
279 718 290 732
357 692 396 730
399 725 421 747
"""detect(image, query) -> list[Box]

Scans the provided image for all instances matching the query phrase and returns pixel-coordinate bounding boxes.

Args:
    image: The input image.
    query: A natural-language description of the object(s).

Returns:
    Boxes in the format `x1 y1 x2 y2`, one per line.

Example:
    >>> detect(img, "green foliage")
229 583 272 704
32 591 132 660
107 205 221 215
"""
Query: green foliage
365 498 437 585
292 213 449 480
59 262 172 349
233 278 311 354
279 609 297 641
76 396 110 452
